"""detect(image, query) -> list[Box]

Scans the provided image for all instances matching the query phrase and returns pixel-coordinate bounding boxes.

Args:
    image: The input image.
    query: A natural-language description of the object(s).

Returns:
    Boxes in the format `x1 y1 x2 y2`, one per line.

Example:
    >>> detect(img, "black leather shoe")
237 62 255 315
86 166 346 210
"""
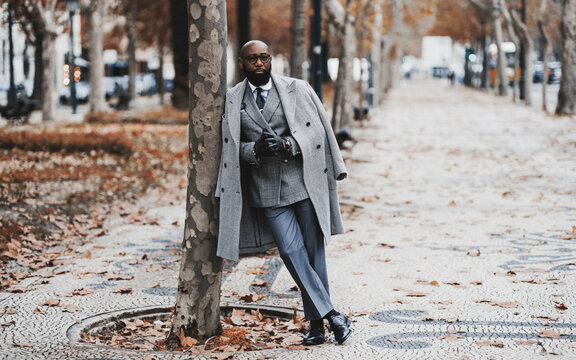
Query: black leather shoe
327 313 352 344
302 319 325 345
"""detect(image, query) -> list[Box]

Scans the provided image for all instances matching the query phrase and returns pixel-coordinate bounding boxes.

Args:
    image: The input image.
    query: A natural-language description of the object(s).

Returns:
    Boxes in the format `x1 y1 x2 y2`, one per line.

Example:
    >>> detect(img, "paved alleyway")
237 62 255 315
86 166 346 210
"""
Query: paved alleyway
1 80 575 359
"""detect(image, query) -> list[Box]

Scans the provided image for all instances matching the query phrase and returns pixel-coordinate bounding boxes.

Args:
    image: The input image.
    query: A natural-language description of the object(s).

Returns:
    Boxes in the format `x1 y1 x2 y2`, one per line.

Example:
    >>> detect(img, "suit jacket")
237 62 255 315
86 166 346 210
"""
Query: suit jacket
216 73 347 261
239 81 308 208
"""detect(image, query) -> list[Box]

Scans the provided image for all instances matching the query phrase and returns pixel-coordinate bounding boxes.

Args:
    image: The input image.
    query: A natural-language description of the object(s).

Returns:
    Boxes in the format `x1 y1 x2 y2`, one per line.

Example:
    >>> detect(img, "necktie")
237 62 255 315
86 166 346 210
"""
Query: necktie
256 87 265 110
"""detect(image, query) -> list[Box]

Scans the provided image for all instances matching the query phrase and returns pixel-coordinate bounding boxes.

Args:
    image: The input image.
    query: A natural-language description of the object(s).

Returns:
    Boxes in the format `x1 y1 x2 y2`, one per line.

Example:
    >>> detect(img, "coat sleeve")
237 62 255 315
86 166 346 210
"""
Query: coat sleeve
305 82 347 181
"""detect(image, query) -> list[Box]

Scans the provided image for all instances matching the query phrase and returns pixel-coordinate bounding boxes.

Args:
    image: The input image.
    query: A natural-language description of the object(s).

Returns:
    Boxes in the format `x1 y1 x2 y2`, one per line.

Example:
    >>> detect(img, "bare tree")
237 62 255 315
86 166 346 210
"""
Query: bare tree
371 0 383 106
28 0 60 121
290 0 306 79
381 0 402 94
499 0 519 102
170 0 189 109
555 0 576 115
492 0 508 96
81 0 108 113
127 0 137 102
507 0 533 106
166 0 227 348
537 0 551 112
325 0 355 132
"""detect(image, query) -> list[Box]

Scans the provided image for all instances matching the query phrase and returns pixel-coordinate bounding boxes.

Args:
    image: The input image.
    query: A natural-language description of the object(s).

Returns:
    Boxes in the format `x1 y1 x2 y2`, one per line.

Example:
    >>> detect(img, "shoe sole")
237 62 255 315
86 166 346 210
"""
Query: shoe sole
336 328 352 345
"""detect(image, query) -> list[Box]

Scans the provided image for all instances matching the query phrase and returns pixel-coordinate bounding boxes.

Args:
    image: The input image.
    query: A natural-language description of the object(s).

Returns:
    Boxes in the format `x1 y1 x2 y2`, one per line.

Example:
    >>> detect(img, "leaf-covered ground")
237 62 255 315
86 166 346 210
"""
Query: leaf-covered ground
0 118 188 290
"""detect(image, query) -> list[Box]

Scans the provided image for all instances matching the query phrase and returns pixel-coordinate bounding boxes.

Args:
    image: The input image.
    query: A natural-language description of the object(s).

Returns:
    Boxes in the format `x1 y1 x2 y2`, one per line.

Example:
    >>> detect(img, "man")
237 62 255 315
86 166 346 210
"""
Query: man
216 40 351 345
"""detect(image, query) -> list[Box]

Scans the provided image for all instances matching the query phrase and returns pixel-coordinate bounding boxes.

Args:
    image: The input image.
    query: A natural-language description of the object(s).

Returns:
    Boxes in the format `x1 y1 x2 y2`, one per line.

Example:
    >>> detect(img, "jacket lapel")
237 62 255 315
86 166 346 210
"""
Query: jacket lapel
272 74 296 130
261 85 281 121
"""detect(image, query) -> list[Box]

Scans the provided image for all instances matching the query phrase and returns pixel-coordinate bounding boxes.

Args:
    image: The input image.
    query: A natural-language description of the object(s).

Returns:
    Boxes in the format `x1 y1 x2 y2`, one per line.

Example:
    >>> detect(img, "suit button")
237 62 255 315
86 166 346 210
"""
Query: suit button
316 144 321 149
224 138 229 143
224 163 227 168
324 168 328 173
283 159 288 163
221 187 225 192
306 122 311 127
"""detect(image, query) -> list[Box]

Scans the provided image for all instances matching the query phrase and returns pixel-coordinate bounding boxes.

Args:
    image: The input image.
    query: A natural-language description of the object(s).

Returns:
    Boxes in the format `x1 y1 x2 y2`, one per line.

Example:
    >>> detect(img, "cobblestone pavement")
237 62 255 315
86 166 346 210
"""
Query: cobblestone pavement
1 80 576 359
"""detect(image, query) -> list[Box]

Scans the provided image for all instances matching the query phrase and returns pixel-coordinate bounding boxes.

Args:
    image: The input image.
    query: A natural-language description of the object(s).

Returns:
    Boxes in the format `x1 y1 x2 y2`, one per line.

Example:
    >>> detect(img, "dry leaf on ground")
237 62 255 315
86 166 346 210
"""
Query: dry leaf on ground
475 340 504 347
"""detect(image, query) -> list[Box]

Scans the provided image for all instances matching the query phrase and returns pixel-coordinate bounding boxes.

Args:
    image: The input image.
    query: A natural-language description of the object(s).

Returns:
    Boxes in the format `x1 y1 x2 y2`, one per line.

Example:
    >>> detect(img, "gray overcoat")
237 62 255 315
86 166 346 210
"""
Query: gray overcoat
215 74 347 261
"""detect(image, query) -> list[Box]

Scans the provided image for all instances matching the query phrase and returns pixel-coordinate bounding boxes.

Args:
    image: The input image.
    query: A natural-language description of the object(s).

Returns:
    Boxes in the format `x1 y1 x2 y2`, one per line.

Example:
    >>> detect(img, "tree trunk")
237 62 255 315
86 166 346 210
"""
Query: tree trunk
235 0 251 84
325 0 354 132
84 0 107 113
157 47 166 106
166 0 227 348
128 0 137 102
31 24 43 104
170 0 189 109
381 0 402 93
41 31 56 121
538 0 550 112
492 0 508 96
508 2 533 106
290 0 306 79
555 0 576 115
371 1 383 107
500 0 519 101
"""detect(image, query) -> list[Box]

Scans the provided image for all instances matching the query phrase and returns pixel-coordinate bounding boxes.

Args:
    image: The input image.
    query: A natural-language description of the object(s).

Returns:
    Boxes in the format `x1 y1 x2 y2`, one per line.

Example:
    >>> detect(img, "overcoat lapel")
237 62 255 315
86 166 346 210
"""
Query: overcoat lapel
226 79 246 145
272 74 296 130
261 85 280 121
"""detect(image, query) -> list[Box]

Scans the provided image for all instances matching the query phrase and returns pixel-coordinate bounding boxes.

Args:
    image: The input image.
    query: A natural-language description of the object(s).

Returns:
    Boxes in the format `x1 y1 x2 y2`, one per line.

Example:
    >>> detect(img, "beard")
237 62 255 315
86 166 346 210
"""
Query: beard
244 65 272 86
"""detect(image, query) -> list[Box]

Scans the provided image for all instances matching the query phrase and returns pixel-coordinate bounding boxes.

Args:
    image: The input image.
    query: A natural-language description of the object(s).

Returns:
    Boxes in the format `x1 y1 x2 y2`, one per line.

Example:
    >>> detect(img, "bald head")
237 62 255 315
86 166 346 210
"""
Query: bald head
240 40 270 57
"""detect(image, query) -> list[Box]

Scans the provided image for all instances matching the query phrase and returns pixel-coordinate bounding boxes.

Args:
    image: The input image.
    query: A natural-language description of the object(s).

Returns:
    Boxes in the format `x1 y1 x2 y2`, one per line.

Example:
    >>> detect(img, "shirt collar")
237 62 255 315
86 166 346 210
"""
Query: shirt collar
248 79 272 92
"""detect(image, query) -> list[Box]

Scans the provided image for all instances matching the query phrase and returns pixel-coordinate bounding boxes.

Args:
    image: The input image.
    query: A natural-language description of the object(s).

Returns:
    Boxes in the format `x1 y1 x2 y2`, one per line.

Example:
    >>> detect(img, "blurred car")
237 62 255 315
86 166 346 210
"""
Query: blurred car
59 81 90 104
533 61 562 84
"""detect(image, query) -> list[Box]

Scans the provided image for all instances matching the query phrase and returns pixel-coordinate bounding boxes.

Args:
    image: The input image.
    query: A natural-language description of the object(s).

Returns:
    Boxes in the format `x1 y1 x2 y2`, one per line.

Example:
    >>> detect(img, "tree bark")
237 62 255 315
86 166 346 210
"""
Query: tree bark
30 0 58 121
82 0 107 113
555 0 576 115
500 0 519 102
128 0 137 102
290 0 306 79
492 0 508 96
170 0 190 109
508 1 533 106
381 0 402 94
537 0 550 112
166 0 227 348
371 1 383 107
235 0 251 84
31 21 43 104
325 0 355 132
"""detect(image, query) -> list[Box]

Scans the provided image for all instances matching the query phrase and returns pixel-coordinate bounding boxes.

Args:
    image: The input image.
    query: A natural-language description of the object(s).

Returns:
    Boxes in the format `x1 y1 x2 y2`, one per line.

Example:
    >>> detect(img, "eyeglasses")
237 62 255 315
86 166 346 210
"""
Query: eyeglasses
243 54 272 64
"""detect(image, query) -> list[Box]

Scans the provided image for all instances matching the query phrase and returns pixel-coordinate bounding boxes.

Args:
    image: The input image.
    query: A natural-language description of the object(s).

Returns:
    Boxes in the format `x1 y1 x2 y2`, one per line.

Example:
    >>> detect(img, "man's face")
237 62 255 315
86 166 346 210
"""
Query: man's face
238 42 272 86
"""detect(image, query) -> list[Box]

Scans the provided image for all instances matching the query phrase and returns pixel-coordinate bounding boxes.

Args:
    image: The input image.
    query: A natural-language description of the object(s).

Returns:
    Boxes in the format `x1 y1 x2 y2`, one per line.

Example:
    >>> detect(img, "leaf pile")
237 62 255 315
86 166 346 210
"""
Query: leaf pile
82 308 308 355
0 121 187 290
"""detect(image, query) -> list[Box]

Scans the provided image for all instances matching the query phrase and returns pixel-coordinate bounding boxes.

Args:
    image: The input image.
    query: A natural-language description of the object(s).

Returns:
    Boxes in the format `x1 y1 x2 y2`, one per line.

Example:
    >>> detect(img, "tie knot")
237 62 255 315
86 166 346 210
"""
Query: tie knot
256 87 262 94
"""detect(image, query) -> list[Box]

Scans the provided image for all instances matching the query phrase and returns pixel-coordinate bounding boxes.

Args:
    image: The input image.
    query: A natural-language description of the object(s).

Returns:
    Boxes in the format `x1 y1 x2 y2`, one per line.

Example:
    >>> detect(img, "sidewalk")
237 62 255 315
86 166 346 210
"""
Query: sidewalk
1 79 575 359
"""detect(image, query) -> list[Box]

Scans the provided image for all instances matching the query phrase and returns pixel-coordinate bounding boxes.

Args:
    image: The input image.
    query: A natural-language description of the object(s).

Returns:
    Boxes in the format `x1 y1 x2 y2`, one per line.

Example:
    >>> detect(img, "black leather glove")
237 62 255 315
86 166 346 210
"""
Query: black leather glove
254 132 276 157
262 130 283 154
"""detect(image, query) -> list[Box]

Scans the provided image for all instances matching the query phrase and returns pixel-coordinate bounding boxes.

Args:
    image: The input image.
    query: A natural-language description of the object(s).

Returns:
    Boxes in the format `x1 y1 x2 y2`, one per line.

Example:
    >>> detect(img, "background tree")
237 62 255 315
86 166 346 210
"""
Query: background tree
28 0 63 121
166 0 227 348
80 0 108 113
555 0 576 115
170 0 189 109
507 0 533 106
537 0 551 111
371 0 383 106
290 0 306 79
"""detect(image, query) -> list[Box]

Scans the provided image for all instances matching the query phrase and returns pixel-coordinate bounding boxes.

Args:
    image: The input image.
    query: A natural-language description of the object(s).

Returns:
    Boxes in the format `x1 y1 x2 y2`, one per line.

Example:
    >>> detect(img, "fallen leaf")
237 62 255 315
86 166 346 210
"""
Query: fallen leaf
448 200 456 206
378 243 395 249
113 287 133 294
475 340 503 347
245 270 268 275
33 308 46 314
429 280 439 286
430 300 453 305
71 288 94 296
438 335 461 341
516 340 536 345
239 293 266 302
467 249 481 257
8 286 28 293
40 299 60 307
554 301 568 310
251 279 269 287
13 343 34 347
81 250 92 258
178 328 198 347
0 320 15 327
539 329 562 339
405 291 427 297
492 301 520 308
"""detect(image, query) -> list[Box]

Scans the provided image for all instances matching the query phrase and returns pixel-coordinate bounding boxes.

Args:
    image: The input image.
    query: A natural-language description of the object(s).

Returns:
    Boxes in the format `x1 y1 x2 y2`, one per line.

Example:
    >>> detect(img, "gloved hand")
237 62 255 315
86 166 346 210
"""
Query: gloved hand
262 130 283 154
254 131 276 157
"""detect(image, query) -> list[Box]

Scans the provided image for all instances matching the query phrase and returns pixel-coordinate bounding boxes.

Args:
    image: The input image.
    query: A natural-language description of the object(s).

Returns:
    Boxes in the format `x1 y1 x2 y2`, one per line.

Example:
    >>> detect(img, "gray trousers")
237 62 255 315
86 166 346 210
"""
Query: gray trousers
264 198 333 320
